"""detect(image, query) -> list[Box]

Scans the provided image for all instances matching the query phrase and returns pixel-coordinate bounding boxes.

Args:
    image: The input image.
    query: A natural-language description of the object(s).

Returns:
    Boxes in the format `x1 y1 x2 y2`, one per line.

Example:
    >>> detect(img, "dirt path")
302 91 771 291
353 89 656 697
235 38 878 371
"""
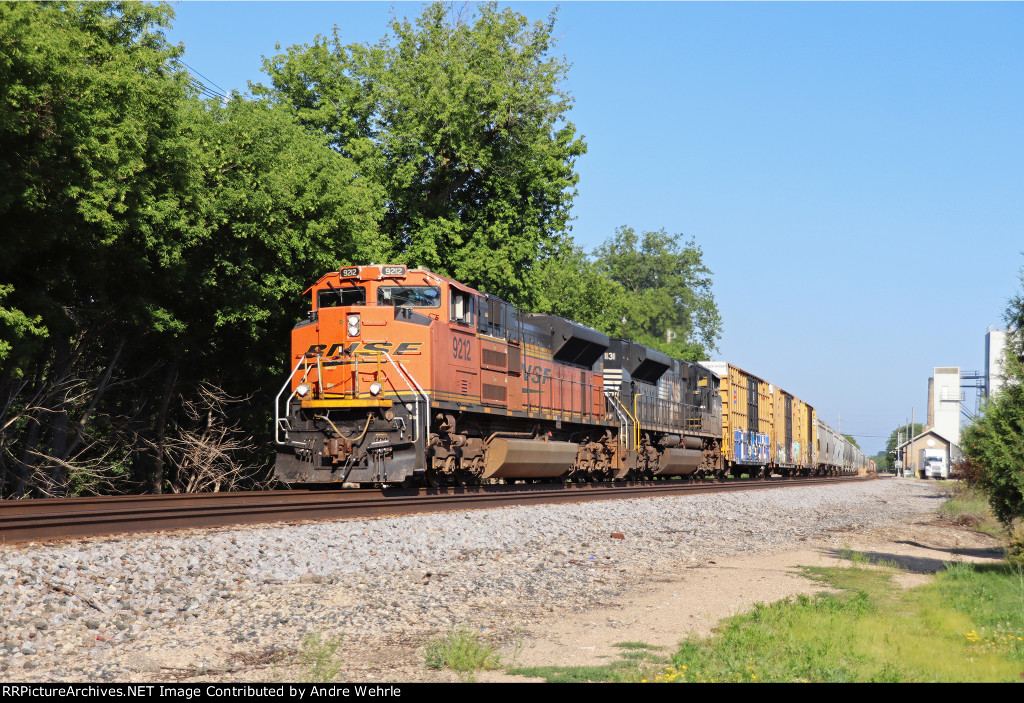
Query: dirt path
476 516 1005 681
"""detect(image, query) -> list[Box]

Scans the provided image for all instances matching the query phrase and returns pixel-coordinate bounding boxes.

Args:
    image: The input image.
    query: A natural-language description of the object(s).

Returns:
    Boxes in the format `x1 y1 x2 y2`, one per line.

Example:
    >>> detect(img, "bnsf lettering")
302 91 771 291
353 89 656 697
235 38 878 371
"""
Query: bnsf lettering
452 337 472 361
306 342 422 357
524 364 551 385
326 342 359 356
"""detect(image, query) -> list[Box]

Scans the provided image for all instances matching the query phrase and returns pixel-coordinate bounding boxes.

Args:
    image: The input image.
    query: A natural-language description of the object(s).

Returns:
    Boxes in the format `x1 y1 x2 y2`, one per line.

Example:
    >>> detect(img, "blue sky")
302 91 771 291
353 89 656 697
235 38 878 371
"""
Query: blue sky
165 2 1023 455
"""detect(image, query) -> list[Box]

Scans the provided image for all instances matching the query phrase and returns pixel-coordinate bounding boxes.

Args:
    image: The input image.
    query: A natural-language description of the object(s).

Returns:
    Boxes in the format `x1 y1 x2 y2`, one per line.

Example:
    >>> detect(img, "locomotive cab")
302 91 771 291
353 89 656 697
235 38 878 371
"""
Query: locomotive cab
275 265 439 486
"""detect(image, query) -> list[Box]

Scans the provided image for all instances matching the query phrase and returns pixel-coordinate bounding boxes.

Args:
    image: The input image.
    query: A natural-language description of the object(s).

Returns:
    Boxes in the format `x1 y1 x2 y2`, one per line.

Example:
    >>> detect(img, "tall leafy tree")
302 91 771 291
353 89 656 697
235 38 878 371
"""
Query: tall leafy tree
0 0 190 362
257 2 586 305
536 226 721 361
0 1 194 495
962 263 1024 525
127 96 384 493
592 226 722 360
0 2 383 496
534 239 629 332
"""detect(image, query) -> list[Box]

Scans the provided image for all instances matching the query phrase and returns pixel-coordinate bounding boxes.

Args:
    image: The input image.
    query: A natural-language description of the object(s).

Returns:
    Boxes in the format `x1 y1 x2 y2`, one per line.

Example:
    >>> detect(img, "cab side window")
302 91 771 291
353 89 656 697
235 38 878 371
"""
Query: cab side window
450 288 473 325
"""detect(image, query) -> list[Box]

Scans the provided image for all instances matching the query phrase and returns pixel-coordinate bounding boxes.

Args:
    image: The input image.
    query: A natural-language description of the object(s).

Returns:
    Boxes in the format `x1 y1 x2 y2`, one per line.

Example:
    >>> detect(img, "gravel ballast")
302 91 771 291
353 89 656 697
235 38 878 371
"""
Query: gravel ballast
0 478 947 681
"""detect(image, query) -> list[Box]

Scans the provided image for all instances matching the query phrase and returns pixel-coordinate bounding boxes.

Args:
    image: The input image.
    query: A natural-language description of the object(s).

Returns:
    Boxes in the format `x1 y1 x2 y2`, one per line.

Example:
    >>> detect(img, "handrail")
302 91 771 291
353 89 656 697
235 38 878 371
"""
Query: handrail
274 356 309 447
383 351 428 446
604 391 636 451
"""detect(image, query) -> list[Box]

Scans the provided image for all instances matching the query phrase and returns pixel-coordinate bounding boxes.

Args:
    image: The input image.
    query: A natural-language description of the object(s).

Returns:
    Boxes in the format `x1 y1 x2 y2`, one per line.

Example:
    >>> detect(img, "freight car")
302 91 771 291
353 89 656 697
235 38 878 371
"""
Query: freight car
273 265 865 487
698 362 863 478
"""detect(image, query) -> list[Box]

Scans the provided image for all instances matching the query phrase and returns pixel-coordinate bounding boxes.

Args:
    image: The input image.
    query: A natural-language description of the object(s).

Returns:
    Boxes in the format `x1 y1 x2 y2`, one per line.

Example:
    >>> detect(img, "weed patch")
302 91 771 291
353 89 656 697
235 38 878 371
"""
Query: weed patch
424 627 501 682
298 632 344 683
939 485 1007 538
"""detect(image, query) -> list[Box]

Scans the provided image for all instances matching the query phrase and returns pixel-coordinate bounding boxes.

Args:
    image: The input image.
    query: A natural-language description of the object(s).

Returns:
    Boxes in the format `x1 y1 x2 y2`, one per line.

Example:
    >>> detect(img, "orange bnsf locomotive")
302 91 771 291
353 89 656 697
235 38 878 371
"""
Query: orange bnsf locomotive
273 265 725 487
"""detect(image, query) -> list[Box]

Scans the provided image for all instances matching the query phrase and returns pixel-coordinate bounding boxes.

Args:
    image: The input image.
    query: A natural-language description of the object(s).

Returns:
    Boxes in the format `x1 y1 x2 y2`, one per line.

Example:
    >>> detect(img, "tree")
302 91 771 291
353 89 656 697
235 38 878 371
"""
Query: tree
534 226 721 361
0 2 383 497
257 2 586 306
0 1 194 495
962 262 1024 525
843 434 860 450
534 239 629 332
879 423 924 473
592 226 721 360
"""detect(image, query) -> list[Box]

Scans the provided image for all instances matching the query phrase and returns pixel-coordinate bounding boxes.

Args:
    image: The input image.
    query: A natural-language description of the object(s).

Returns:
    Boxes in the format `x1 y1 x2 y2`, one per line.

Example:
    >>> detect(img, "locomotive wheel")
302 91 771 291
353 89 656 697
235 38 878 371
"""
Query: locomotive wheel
454 469 480 487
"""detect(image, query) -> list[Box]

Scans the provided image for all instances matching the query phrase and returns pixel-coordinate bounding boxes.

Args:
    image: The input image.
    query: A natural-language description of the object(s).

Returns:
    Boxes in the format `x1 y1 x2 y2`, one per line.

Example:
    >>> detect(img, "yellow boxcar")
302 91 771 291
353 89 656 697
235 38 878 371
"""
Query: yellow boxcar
769 387 816 474
700 362 771 473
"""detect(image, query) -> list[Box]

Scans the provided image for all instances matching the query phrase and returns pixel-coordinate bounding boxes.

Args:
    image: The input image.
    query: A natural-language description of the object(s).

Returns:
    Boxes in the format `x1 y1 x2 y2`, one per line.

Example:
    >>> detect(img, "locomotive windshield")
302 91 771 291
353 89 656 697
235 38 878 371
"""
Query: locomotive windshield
377 286 441 308
318 286 365 308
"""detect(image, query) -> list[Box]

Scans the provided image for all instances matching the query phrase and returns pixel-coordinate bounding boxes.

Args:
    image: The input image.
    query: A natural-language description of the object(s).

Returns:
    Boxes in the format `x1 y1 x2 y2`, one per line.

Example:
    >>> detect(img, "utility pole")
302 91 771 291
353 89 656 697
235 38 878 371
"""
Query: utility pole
911 408 915 478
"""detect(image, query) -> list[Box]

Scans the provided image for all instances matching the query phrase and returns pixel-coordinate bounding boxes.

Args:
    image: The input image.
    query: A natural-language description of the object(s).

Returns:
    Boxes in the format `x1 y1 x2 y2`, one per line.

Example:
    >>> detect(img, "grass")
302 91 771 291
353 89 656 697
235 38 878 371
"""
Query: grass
507 642 667 683
650 560 1024 683
837 546 900 569
424 627 502 682
938 484 1008 538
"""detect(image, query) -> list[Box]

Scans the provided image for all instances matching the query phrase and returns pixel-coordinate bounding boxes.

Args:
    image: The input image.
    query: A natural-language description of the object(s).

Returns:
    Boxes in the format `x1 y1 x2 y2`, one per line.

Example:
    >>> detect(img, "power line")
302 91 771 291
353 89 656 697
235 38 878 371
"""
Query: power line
175 60 228 102
180 60 228 97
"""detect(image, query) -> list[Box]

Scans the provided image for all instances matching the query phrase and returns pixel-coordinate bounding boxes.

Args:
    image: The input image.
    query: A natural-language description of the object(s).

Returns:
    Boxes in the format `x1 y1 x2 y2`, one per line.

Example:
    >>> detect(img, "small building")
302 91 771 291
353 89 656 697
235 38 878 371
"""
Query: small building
896 428 962 479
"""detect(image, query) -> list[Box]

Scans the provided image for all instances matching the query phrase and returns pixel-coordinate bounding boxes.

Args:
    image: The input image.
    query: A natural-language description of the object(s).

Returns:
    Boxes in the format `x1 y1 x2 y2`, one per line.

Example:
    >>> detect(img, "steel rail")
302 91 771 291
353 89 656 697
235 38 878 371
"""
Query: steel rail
0 474 874 545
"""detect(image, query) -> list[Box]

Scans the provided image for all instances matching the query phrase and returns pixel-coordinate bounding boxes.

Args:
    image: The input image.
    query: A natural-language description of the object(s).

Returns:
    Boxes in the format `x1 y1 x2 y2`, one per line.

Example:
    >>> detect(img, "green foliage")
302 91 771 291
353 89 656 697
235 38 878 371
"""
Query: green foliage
0 2 381 497
536 226 722 361
299 632 344 683
0 0 189 376
424 628 501 682
534 240 629 330
938 484 1007 538
0 284 47 371
1006 532 1024 567
962 263 1024 526
258 2 586 307
594 227 721 360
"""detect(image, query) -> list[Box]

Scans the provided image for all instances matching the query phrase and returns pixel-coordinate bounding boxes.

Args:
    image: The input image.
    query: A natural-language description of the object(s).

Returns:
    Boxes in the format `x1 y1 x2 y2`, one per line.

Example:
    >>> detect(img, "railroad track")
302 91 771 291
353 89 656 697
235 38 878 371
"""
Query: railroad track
0 474 874 545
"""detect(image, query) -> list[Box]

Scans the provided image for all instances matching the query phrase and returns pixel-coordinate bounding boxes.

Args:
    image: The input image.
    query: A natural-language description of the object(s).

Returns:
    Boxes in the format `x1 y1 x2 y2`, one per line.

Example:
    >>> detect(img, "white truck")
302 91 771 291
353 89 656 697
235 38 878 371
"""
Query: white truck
919 448 949 479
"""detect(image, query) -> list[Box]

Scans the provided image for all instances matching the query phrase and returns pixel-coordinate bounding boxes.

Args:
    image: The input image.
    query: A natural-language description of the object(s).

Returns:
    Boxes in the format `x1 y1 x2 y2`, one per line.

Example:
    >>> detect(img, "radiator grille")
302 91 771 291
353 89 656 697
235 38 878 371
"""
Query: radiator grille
482 349 507 369
482 384 507 402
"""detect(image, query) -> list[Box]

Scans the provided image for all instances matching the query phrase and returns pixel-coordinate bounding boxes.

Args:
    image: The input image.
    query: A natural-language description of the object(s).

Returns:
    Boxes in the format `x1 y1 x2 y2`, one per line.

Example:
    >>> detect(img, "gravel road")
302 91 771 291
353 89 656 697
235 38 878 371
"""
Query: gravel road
0 477 995 682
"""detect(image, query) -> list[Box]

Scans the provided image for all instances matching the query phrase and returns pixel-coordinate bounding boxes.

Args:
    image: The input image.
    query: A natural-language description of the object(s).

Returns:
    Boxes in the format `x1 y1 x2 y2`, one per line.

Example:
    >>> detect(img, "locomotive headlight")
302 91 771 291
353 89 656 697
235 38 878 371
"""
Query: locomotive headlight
347 313 361 336
369 381 383 396
296 383 310 398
